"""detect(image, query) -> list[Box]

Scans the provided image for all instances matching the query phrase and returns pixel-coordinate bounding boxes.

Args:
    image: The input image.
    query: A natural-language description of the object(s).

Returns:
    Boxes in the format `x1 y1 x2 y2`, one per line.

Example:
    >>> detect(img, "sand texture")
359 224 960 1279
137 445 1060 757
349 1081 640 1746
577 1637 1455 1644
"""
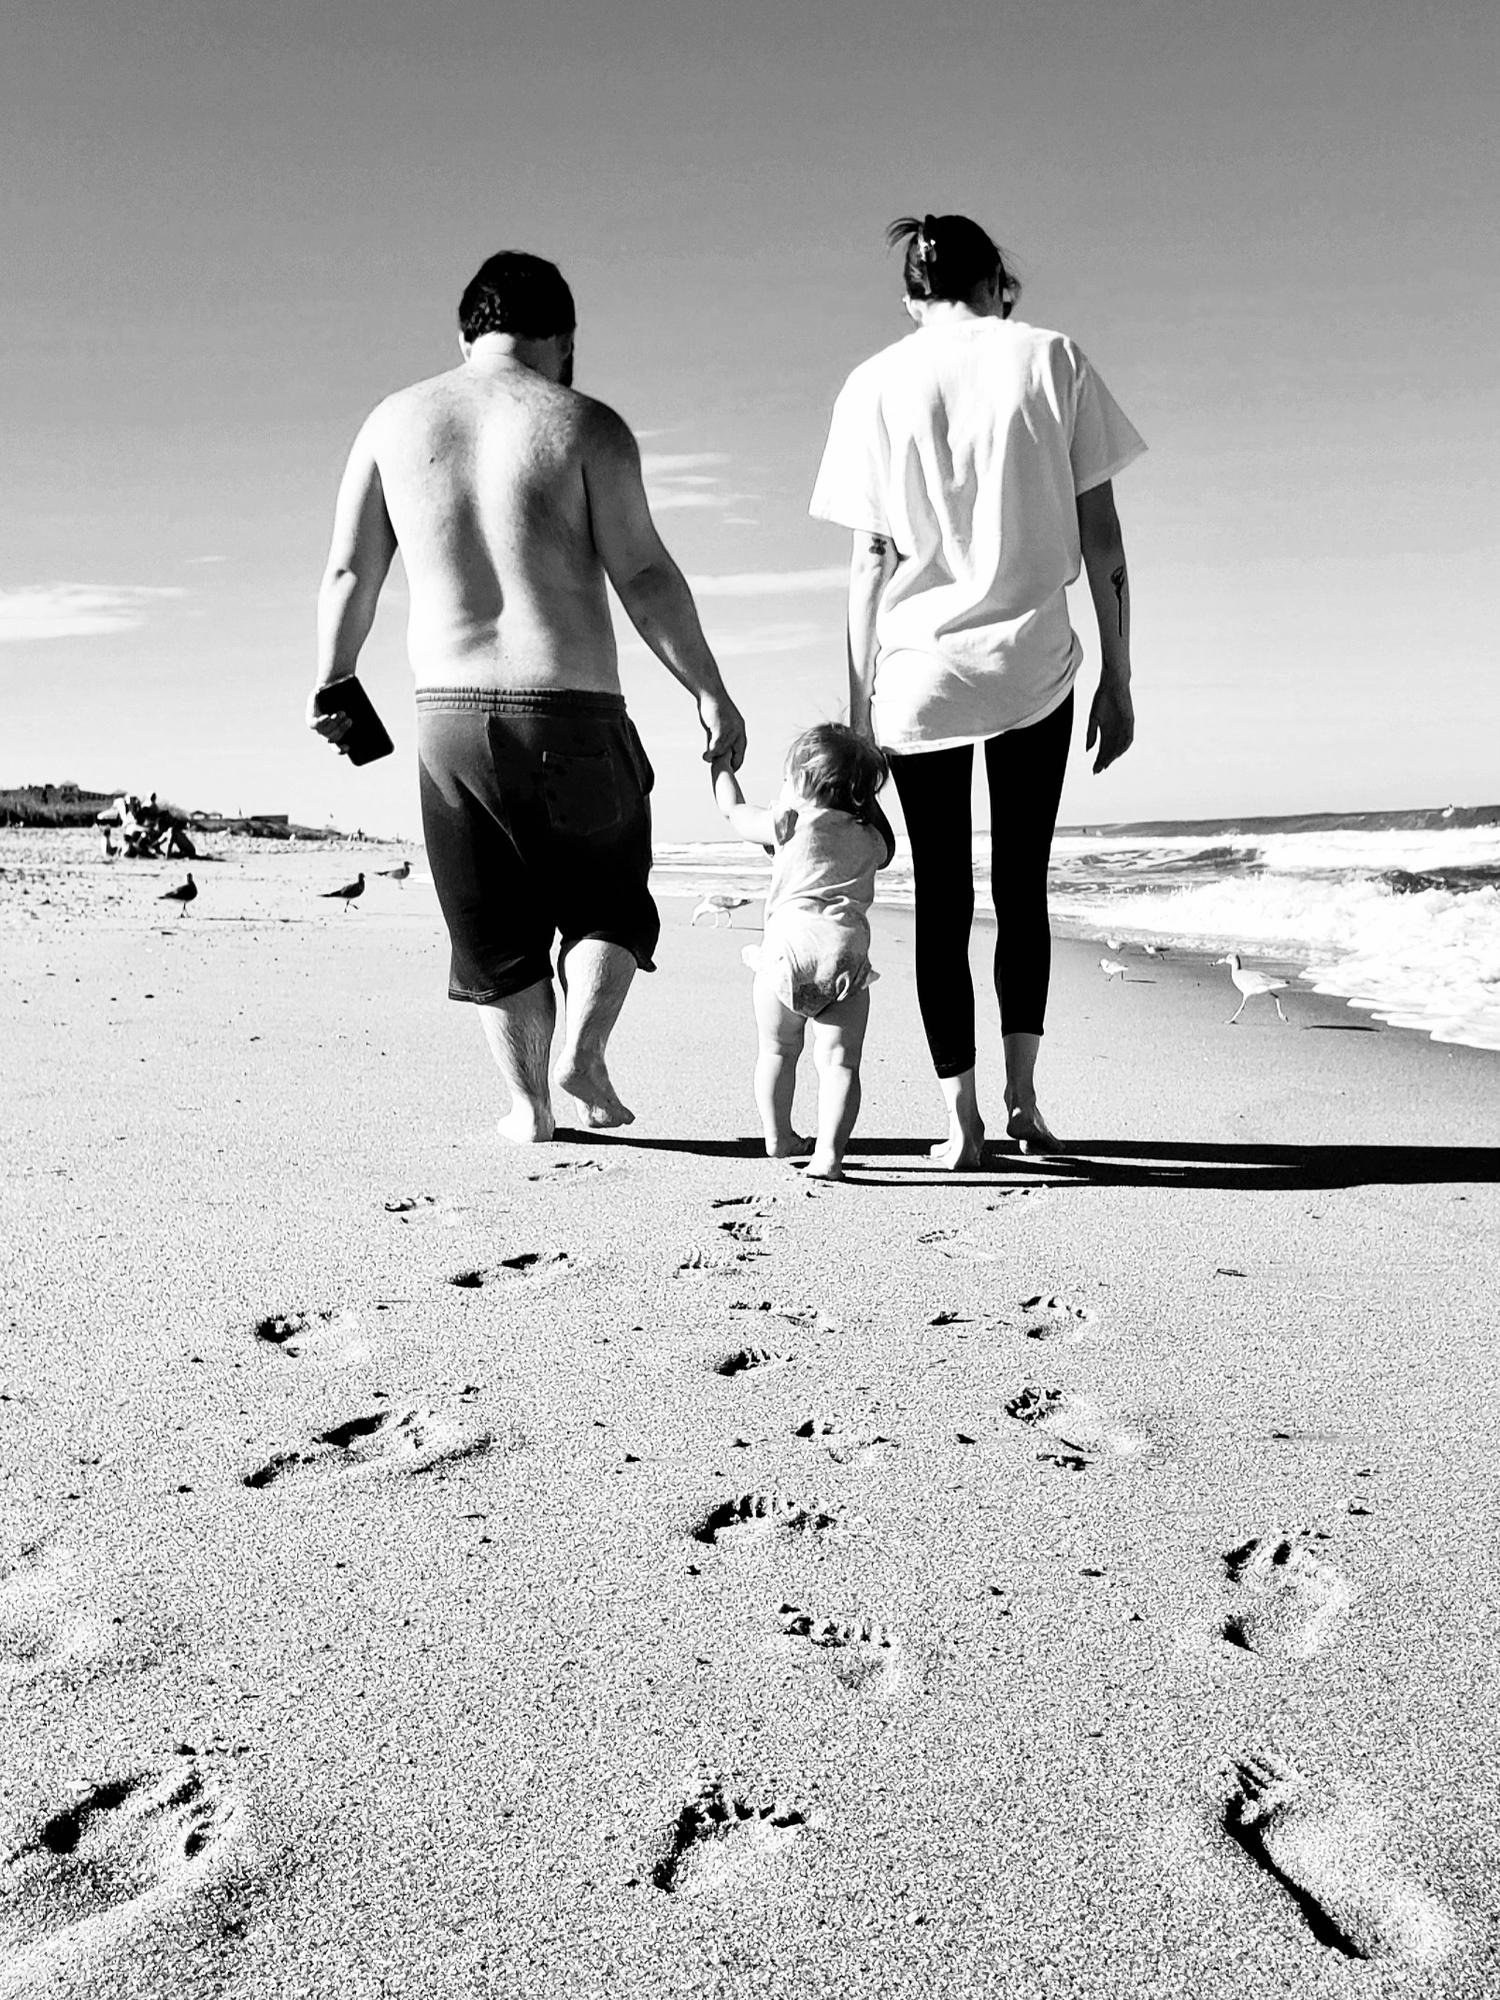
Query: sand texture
2 829 1499 1998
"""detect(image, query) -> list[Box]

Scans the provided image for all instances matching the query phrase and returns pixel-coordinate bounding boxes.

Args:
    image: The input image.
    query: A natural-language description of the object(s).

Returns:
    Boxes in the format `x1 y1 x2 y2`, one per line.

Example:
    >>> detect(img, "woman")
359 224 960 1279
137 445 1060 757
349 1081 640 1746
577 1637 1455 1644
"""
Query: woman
810 212 1145 1167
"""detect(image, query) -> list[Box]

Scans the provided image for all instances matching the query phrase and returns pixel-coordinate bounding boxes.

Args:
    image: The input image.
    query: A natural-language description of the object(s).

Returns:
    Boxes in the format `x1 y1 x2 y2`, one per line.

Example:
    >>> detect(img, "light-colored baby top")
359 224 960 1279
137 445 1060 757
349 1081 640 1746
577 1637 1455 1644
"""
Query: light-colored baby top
751 793 889 1018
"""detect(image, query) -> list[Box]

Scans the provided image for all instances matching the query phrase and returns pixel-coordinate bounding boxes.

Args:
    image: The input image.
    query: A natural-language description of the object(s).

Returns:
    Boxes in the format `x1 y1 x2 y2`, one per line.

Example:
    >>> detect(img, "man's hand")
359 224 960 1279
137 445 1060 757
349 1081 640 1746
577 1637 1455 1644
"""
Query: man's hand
306 684 354 749
699 689 747 770
1086 673 1135 774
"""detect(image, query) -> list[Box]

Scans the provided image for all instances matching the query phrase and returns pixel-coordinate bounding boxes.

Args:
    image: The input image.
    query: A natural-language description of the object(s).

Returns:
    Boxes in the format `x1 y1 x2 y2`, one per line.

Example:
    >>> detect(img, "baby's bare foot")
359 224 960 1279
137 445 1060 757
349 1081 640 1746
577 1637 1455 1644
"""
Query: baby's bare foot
496 1098 556 1145
556 1057 634 1130
804 1151 844 1181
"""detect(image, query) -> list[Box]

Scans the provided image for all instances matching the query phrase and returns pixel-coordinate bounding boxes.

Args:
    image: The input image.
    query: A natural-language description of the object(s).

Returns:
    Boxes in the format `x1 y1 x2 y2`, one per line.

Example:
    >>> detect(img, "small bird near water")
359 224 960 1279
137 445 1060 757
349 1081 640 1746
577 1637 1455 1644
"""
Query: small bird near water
692 892 751 929
1099 956 1127 981
158 873 197 914
377 859 411 883
1217 952 1289 1024
322 873 366 910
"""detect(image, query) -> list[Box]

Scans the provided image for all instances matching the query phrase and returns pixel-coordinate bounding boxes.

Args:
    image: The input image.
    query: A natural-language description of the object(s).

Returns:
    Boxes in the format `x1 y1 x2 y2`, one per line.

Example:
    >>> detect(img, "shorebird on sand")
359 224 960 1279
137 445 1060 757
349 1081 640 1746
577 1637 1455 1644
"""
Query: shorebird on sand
1099 957 1127 981
159 873 197 914
692 892 751 929
1143 941 1168 957
1217 952 1289 1024
1105 935 1124 952
322 873 366 911
377 859 411 883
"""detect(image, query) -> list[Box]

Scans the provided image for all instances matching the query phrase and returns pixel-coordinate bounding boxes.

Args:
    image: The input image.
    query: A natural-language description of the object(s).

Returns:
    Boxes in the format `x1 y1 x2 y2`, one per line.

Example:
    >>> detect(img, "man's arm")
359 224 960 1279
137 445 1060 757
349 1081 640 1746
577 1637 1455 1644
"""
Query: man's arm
1076 480 1134 775
847 531 898 741
584 407 746 768
308 415 398 745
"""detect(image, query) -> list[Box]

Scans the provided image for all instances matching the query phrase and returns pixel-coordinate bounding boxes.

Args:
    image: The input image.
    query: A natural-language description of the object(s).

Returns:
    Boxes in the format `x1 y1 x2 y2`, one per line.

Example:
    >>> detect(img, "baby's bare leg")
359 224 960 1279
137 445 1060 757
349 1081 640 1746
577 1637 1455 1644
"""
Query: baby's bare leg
752 974 809 1157
806 986 870 1181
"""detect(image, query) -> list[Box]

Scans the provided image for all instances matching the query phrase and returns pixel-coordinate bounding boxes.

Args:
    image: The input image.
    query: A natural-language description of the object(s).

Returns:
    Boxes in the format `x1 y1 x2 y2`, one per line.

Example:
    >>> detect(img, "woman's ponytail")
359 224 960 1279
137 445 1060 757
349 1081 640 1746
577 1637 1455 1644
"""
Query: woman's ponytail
886 212 1020 313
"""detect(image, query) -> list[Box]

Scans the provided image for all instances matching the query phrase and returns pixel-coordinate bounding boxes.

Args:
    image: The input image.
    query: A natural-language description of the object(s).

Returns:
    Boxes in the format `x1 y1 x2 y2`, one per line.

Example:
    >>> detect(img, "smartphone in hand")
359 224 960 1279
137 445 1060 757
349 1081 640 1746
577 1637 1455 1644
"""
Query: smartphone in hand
312 678 394 766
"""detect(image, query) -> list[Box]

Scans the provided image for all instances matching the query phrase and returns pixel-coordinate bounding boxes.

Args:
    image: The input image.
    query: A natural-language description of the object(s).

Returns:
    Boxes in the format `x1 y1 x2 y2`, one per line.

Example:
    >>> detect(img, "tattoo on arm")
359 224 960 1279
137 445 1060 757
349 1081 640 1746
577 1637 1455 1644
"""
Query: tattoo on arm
1110 563 1127 637
868 534 891 559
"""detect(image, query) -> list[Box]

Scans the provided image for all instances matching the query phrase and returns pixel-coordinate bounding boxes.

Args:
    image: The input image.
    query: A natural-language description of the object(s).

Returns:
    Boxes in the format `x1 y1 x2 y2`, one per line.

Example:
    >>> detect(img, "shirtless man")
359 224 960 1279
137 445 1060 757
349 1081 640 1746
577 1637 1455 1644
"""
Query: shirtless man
309 250 745 1141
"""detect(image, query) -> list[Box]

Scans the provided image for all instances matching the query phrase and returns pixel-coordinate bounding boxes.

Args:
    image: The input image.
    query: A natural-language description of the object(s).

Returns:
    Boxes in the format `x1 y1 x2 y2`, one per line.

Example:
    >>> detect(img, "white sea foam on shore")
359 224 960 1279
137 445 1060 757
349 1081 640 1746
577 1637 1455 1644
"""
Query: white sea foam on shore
652 815 1500 1053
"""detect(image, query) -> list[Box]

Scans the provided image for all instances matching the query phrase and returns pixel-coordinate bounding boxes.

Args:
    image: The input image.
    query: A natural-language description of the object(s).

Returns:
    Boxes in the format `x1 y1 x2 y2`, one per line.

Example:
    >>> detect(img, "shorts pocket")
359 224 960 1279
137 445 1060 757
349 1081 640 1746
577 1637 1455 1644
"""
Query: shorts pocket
540 749 624 838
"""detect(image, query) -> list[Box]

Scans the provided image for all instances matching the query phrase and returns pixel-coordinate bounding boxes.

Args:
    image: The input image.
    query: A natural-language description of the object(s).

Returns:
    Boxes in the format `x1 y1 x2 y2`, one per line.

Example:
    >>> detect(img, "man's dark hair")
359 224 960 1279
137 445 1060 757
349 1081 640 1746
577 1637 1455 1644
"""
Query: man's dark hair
458 251 576 343
886 213 1021 315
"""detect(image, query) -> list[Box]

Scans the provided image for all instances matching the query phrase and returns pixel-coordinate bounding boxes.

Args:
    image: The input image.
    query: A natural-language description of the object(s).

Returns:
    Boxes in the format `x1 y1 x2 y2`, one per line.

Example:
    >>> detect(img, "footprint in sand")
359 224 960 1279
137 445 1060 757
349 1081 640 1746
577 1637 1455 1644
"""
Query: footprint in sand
524 1158 614 1181
383 1194 476 1228
448 1251 570 1288
692 1492 845 1547
1225 1752 1454 1967
777 1605 904 1696
0 1545 174 1687
1222 1535 1354 1659
714 1346 795 1377
1003 1385 1148 1464
249 1308 374 1364
242 1406 492 1489
0 1759 241 1965
648 1782 808 1896
1016 1294 1097 1341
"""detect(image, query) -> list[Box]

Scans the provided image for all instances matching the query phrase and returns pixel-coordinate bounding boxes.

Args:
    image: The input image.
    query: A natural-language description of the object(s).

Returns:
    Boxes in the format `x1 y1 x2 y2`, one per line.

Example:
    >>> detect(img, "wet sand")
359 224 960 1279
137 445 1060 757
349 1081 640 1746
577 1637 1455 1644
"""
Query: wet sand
2 829 1498 1998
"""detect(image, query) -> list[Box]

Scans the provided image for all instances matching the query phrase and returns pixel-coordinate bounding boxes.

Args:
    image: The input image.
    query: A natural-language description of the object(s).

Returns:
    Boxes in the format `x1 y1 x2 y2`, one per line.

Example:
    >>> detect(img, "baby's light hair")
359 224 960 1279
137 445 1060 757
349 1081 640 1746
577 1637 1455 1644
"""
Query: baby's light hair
785 723 889 824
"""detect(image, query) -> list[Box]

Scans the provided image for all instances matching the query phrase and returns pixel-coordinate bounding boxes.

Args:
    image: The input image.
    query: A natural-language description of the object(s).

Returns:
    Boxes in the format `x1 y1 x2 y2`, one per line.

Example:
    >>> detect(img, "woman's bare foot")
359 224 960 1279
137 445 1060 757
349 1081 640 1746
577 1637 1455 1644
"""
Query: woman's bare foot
496 1097 556 1145
1005 1100 1064 1154
929 1120 986 1171
555 1057 634 1130
765 1131 812 1159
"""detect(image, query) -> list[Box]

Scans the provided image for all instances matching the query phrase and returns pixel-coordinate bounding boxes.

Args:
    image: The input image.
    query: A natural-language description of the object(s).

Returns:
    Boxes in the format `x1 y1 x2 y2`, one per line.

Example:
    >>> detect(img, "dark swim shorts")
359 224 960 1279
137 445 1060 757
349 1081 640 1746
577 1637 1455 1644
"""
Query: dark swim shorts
417 687 659 1004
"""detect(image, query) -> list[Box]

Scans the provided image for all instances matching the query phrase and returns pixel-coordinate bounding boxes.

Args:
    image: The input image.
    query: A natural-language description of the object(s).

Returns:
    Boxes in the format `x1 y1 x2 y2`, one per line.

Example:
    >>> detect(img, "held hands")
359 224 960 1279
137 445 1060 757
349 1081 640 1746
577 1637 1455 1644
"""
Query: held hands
1086 673 1135 774
698 689 747 771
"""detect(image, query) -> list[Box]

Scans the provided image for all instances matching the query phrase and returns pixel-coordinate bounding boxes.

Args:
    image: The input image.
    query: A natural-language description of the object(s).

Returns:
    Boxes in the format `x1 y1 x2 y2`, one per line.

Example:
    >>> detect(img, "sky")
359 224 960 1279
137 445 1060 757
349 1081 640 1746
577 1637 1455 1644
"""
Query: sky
3 0 1497 842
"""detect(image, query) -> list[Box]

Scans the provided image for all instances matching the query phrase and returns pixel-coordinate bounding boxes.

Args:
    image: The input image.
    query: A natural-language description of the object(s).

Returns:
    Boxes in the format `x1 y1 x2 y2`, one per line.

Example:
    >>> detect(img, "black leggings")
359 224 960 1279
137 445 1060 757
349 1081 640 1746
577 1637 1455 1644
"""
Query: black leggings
888 692 1073 1077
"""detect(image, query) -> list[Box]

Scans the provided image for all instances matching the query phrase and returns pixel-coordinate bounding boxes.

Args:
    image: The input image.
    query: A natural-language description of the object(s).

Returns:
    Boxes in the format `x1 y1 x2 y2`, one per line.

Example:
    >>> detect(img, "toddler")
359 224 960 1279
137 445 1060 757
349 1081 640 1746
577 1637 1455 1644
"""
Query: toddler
712 723 895 1180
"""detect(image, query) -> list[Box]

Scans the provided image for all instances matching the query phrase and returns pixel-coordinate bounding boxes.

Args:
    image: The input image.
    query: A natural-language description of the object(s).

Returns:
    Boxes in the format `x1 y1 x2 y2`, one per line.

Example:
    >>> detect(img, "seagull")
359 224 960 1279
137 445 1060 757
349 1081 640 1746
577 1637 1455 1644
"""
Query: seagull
377 859 411 883
322 873 365 911
1142 941 1168 957
1216 952 1288 1024
1105 935 1124 952
692 892 751 928
159 872 197 915
1099 957 1127 981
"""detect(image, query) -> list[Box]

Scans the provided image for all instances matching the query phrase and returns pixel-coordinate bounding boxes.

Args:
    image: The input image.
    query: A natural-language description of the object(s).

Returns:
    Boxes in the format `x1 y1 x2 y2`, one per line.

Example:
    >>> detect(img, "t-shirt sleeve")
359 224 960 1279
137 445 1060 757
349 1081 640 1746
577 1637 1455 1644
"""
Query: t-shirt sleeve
1069 349 1147 494
808 367 891 535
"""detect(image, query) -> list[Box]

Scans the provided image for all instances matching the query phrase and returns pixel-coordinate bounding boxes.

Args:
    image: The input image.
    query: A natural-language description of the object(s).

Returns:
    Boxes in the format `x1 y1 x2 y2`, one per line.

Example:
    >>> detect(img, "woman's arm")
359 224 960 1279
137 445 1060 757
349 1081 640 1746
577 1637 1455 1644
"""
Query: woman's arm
1076 481 1135 774
846 531 899 740
712 758 777 849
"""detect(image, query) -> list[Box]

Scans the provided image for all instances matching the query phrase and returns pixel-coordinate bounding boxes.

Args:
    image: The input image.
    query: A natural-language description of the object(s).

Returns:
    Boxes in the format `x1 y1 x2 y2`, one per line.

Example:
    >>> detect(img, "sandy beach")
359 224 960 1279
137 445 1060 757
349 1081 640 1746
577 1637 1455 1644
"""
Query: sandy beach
2 828 1498 1999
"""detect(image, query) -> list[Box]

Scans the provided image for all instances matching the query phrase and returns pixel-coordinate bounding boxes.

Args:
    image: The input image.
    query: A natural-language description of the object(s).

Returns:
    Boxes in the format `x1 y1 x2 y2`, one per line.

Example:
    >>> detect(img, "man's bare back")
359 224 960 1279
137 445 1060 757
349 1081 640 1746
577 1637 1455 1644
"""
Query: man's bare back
371 358 620 692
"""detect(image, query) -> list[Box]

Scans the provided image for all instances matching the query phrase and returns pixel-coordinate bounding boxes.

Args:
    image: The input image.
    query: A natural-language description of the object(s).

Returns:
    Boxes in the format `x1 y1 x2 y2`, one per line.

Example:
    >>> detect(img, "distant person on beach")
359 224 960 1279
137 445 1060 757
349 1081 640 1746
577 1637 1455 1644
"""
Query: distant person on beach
308 250 746 1143
811 212 1145 1168
712 724 895 1181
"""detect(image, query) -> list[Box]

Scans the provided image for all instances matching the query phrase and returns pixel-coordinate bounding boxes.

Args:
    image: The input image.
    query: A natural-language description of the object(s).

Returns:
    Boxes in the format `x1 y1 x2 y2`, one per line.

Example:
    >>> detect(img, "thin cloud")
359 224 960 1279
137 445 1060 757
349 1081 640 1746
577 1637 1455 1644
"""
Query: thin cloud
0 584 187 642
640 452 752 515
685 567 847 598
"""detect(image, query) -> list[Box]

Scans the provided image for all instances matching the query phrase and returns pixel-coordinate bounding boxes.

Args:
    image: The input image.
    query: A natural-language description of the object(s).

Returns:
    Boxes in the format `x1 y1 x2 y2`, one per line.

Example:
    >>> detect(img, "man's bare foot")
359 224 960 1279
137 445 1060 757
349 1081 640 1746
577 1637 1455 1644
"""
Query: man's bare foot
1228 1753 1455 1966
1005 1101 1064 1154
804 1151 844 1181
496 1098 556 1145
555 1058 634 1130
929 1121 985 1171
765 1132 813 1159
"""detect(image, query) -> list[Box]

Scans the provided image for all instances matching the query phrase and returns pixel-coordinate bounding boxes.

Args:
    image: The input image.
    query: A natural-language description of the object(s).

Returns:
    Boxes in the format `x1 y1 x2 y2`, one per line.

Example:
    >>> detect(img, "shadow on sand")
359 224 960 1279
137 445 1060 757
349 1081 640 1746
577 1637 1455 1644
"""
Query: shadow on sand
557 1130 1500 1192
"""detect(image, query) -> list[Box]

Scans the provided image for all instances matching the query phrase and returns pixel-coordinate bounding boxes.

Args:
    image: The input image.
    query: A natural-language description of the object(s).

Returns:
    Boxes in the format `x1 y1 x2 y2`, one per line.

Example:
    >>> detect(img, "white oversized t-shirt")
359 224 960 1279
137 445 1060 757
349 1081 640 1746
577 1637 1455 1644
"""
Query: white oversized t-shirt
809 318 1146 753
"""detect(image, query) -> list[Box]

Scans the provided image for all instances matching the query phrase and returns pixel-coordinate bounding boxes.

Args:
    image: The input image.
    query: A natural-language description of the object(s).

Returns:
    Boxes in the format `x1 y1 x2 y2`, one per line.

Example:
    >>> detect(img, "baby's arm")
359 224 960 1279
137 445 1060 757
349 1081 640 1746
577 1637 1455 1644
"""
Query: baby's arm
712 757 778 849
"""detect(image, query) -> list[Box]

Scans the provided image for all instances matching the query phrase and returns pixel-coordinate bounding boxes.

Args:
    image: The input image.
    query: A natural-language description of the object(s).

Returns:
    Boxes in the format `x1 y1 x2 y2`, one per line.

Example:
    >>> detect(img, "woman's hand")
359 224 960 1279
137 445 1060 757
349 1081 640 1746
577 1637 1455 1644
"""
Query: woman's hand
1086 672 1134 773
